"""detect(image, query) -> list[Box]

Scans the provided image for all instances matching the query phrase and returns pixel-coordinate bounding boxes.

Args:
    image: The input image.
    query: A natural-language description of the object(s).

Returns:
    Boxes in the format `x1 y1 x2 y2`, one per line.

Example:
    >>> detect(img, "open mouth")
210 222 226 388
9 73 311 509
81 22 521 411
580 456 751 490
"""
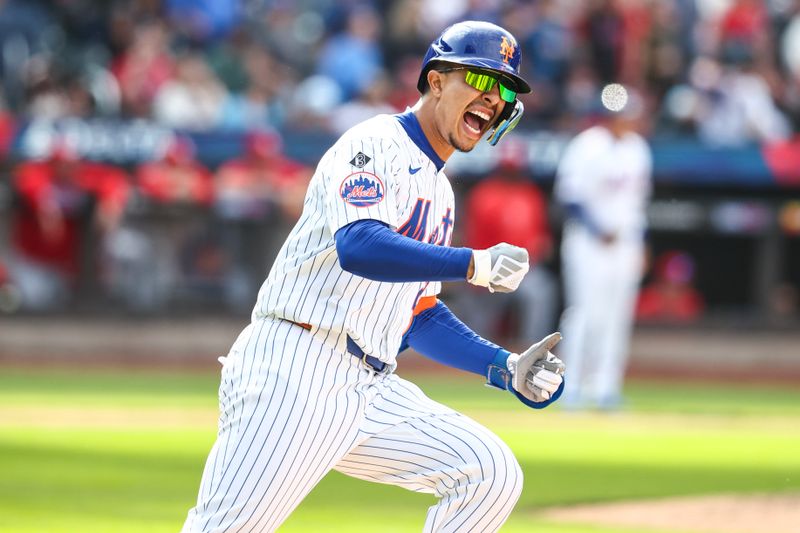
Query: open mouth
463 109 491 137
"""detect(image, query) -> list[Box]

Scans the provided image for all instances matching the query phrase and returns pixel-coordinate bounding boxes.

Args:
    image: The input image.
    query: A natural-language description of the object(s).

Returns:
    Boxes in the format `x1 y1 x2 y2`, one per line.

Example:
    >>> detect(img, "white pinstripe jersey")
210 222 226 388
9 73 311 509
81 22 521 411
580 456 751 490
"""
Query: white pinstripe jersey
252 112 456 364
555 125 652 241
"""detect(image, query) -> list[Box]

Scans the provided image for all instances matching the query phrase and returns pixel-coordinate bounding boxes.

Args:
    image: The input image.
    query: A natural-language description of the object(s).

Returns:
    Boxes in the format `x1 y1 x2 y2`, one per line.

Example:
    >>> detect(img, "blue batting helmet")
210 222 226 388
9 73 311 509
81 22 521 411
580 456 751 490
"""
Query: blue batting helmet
417 20 531 95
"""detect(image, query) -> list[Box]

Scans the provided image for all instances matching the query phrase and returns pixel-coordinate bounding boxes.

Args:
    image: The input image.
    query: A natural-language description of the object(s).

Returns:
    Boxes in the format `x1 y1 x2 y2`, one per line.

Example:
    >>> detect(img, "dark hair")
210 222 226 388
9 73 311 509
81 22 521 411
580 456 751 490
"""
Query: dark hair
419 62 459 94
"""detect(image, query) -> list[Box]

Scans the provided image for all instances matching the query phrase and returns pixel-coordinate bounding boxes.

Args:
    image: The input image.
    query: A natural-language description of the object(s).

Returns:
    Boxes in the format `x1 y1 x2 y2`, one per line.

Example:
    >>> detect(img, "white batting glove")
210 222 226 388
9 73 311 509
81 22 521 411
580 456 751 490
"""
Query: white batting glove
506 332 565 403
468 242 529 293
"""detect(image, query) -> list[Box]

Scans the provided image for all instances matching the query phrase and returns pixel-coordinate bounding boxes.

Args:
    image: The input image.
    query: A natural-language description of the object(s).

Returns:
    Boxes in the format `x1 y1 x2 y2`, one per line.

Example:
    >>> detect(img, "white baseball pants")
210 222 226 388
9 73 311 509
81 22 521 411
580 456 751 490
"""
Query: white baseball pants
558 228 643 407
182 318 523 532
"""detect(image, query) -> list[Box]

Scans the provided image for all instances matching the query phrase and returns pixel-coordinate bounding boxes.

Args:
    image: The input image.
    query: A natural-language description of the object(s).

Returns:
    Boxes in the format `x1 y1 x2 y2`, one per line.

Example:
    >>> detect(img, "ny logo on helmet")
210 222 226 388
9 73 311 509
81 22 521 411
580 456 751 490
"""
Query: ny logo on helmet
499 36 515 64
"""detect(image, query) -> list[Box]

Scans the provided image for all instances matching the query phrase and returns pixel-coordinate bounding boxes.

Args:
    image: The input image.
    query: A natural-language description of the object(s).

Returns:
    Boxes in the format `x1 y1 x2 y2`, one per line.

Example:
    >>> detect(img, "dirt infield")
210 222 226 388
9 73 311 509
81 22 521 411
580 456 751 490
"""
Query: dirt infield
542 493 800 533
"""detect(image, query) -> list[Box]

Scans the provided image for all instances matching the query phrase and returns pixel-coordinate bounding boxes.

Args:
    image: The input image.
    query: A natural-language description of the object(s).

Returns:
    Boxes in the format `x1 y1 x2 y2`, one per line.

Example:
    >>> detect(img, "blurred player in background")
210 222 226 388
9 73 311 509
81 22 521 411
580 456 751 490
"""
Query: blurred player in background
214 129 311 310
636 250 704 323
555 84 652 410
182 21 565 532
215 129 310 223
109 135 216 312
135 135 215 207
5 141 129 310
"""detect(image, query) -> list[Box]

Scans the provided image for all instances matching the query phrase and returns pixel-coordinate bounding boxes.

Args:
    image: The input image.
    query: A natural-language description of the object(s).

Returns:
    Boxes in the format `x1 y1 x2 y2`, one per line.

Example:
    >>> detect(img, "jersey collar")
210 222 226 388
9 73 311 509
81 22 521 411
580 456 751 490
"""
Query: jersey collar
395 109 445 172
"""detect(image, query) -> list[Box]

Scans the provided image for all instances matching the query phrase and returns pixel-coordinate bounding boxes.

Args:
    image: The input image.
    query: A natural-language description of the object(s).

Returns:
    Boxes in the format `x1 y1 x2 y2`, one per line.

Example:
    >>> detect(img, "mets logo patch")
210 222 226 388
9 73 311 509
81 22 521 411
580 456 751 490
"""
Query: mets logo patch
339 172 385 208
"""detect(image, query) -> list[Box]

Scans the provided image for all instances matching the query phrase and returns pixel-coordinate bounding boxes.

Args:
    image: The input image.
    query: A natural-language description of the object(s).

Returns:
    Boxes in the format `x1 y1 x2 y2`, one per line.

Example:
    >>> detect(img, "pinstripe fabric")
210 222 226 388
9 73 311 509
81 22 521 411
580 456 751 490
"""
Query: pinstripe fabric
182 112 524 532
182 319 522 532
250 114 452 365
338 377 523 532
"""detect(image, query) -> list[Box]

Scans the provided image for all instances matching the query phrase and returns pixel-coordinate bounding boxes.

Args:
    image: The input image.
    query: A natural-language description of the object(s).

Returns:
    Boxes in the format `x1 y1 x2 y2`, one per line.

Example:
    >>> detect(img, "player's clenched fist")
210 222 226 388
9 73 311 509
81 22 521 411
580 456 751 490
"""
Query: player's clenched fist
468 242 529 293
506 332 565 403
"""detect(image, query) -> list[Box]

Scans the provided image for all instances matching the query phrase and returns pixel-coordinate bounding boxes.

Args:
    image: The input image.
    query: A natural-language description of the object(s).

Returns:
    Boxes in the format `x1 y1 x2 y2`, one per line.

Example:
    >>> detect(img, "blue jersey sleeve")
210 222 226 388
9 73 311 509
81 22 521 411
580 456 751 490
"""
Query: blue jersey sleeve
334 219 472 282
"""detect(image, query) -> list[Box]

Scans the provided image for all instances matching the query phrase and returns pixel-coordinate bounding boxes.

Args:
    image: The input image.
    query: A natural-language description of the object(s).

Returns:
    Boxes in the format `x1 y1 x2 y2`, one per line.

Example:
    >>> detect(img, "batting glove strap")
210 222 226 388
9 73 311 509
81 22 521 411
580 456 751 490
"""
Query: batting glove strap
485 349 513 390
485 348 565 409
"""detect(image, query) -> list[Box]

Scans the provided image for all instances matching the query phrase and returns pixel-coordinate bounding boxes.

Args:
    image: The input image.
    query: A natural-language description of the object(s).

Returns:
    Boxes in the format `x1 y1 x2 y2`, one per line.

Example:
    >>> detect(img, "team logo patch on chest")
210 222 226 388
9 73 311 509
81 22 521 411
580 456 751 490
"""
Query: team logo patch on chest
340 172 385 207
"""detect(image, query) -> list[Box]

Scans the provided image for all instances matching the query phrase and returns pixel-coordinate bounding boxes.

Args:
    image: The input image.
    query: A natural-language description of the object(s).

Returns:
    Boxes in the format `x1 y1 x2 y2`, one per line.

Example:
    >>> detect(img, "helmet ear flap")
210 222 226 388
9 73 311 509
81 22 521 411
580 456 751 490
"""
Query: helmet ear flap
487 100 524 146
496 98 515 123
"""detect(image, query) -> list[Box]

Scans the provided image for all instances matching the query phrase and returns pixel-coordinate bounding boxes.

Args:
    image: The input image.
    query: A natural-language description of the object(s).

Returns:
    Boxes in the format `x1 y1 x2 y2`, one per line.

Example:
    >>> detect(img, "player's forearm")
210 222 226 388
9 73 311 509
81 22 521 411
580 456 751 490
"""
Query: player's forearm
403 301 508 376
335 219 473 282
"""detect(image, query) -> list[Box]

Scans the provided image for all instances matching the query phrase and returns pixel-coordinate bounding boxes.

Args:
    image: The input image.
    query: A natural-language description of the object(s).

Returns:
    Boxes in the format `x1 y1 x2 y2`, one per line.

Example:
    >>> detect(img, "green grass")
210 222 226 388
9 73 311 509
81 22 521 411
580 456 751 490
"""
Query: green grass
0 368 798 533
0 369 220 408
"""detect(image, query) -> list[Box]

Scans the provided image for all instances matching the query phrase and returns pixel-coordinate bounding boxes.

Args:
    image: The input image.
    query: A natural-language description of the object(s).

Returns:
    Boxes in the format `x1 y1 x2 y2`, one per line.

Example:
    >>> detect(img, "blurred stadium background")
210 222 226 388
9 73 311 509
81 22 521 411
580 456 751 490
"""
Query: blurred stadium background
0 1 799 532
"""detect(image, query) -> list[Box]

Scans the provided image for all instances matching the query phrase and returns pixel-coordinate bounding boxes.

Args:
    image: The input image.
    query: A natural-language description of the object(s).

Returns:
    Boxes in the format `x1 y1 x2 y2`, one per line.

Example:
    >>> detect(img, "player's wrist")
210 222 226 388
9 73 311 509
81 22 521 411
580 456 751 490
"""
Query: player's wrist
505 352 520 375
468 249 492 287
485 348 513 390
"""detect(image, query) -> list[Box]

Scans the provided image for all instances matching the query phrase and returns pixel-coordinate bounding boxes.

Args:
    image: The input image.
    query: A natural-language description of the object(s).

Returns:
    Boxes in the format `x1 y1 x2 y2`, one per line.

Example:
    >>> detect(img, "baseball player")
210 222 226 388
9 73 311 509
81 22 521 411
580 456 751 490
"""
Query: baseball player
182 21 565 533
554 85 652 410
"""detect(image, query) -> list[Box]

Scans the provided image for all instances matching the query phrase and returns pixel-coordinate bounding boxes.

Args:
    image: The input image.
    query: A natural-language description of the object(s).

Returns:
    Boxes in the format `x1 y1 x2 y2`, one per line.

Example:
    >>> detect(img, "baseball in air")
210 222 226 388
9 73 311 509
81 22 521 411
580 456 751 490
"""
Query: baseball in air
601 83 628 112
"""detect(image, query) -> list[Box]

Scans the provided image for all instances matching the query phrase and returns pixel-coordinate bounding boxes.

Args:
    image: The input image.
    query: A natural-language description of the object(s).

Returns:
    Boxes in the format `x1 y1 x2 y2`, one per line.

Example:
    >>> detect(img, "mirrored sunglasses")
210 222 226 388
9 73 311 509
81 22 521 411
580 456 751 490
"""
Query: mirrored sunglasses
464 70 517 103
440 68 517 103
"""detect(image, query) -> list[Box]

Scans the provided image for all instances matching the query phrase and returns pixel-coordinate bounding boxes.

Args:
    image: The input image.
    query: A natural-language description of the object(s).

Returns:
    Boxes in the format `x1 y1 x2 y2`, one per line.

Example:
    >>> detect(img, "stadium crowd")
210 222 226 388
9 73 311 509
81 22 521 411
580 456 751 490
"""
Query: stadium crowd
0 0 798 322
0 0 798 144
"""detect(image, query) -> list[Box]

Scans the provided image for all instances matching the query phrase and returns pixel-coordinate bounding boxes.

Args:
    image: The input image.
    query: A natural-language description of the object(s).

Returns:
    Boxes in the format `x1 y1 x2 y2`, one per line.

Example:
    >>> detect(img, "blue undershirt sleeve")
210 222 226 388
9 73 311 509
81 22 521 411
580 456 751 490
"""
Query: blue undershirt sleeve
402 301 564 410
334 219 473 282
402 301 507 376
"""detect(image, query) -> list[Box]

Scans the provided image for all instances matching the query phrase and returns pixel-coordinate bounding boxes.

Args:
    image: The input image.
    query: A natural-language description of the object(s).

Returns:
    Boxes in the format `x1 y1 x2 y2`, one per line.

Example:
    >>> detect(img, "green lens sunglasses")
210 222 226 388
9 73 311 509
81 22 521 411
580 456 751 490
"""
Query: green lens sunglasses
440 67 517 103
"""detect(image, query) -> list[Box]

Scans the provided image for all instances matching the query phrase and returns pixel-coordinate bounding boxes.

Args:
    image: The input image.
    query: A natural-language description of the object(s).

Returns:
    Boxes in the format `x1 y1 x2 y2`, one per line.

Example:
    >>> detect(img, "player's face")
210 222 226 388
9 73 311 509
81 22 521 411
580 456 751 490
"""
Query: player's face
438 70 506 152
